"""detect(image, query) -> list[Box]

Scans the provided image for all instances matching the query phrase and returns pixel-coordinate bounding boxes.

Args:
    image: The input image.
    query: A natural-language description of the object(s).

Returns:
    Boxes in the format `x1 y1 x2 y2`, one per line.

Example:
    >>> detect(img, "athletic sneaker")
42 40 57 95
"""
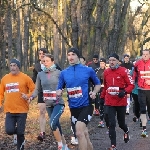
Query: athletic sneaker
98 121 105 128
107 145 117 150
124 131 130 143
93 109 100 116
141 129 148 137
71 137 78 145
37 132 46 141
133 116 138 122
13 134 17 145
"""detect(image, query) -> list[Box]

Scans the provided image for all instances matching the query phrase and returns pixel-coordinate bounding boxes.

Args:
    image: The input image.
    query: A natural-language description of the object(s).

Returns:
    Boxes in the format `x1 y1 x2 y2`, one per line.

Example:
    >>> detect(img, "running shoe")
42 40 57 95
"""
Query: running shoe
37 132 46 141
98 121 105 128
13 134 17 145
71 137 78 145
133 116 138 122
141 129 148 137
107 145 117 150
124 131 130 143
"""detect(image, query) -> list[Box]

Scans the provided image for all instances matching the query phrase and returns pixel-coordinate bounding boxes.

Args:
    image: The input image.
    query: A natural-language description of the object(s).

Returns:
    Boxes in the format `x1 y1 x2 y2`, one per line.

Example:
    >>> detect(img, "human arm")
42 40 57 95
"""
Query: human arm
56 72 65 96
0 79 5 108
89 68 101 99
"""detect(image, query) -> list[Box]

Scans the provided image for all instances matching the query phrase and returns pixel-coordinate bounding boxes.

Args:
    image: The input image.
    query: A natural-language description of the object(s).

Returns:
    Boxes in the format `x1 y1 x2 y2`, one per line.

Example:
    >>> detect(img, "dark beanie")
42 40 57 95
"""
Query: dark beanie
93 54 99 59
67 47 80 57
108 53 119 60
100 58 106 63
10 59 21 69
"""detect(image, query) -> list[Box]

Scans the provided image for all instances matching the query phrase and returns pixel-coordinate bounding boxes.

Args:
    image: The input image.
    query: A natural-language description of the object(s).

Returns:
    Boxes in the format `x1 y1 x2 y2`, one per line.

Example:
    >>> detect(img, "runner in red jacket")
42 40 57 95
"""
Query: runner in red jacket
133 49 150 138
100 53 134 150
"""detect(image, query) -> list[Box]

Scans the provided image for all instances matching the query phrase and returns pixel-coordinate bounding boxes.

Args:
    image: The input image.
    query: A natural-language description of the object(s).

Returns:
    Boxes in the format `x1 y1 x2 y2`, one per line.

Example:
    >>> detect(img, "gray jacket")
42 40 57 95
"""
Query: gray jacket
32 68 64 106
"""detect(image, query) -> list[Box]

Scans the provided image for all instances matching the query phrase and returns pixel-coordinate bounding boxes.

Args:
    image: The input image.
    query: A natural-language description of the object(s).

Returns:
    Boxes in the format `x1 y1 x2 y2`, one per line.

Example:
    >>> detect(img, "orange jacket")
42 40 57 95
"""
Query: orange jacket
0 72 35 113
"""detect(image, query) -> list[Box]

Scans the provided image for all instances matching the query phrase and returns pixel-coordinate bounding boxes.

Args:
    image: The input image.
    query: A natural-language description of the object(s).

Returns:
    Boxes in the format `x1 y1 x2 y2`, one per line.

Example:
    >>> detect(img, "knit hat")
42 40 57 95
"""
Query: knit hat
67 47 80 58
100 58 106 63
93 54 99 59
10 59 21 69
108 53 119 60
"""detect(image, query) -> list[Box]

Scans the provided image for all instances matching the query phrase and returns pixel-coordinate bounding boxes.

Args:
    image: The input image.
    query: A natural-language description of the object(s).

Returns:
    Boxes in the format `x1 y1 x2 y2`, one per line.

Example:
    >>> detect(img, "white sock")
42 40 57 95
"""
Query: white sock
58 141 63 147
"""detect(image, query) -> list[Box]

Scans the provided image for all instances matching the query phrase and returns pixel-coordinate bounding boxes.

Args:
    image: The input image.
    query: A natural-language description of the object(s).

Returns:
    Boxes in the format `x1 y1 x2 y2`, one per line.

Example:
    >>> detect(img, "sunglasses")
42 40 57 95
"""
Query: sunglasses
93 58 98 60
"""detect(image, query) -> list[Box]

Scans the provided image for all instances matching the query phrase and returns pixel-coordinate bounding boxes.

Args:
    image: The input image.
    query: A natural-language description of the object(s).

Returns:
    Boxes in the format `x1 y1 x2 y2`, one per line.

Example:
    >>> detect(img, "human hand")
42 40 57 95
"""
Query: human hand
89 91 96 99
56 89 62 96
21 93 28 100
118 90 126 98
0 106 3 113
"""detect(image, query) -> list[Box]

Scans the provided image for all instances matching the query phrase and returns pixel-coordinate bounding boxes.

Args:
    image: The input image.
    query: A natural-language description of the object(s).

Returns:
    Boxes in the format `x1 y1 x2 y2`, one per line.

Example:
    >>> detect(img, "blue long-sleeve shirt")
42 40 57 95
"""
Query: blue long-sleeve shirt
57 64 100 108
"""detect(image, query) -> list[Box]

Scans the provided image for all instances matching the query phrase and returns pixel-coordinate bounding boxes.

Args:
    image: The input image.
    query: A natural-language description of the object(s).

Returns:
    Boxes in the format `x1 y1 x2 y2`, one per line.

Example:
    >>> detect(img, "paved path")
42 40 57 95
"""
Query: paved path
88 108 150 150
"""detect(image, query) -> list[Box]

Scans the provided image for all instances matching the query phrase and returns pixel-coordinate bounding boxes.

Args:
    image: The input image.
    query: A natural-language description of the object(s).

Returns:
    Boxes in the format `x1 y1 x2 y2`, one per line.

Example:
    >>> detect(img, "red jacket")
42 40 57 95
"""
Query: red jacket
133 59 150 89
100 67 134 106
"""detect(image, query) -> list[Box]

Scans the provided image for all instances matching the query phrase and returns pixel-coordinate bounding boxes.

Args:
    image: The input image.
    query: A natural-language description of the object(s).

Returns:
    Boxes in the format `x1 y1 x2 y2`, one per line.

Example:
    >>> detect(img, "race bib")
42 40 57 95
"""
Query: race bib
107 87 119 95
43 90 57 101
6 82 19 93
67 86 83 98
140 71 150 79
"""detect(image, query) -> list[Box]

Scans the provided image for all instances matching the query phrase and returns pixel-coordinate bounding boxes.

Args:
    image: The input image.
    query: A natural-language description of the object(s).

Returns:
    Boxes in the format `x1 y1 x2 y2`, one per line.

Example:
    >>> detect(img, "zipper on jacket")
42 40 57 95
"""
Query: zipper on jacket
143 65 145 87
74 65 75 78
113 78 114 85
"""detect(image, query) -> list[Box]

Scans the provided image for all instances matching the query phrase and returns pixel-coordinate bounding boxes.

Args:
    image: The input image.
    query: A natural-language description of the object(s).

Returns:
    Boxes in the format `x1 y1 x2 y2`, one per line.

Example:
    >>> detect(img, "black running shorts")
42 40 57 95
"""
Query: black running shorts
70 105 94 125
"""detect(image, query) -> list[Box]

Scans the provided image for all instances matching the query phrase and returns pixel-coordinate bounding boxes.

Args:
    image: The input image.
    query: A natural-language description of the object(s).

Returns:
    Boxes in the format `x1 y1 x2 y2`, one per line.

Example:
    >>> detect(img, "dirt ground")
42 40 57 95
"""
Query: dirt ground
1 101 150 150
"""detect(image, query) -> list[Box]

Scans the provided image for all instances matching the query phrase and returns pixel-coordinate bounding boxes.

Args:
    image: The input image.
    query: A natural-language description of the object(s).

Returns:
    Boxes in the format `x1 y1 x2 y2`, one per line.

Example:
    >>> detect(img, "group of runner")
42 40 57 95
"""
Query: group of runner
0 47 150 150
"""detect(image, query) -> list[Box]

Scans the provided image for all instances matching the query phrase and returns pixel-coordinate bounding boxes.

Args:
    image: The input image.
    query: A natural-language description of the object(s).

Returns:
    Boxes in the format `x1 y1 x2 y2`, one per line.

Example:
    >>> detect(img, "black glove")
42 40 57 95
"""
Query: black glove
100 98 104 105
118 90 126 98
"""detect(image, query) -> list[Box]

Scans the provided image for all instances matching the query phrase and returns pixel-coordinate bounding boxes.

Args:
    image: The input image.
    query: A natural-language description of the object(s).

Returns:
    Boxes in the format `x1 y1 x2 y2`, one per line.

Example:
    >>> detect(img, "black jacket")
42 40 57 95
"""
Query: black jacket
120 62 134 70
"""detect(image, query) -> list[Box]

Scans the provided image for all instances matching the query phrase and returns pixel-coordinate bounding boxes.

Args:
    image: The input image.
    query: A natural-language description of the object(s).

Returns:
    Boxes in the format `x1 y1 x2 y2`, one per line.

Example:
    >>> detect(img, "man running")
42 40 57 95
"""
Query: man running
57 47 101 150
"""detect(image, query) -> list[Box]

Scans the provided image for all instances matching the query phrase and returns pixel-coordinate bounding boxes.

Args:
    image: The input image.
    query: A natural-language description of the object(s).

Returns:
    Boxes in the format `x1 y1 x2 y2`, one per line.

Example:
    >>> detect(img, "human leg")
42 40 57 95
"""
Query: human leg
116 106 129 143
108 106 117 147
47 105 65 148
71 105 93 150
16 113 27 150
132 93 140 121
37 103 46 141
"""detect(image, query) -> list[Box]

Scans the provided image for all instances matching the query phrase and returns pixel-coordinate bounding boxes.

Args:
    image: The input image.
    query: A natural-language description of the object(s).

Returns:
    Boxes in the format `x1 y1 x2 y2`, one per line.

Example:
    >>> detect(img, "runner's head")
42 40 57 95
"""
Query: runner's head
10 59 21 75
43 54 55 68
142 49 150 61
108 53 119 69
38 48 48 60
67 47 80 65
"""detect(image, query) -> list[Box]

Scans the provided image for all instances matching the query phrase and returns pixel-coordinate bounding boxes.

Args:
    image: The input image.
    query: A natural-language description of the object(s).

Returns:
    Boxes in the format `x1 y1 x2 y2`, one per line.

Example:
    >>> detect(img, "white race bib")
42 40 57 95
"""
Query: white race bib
107 87 119 95
43 90 57 101
140 71 150 79
6 82 19 93
67 86 83 98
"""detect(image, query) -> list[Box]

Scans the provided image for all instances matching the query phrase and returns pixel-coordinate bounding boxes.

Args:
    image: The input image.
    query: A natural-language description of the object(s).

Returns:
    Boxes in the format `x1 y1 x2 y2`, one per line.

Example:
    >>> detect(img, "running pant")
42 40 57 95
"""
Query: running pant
5 113 27 150
132 93 140 118
46 104 64 135
108 106 128 146
95 93 100 110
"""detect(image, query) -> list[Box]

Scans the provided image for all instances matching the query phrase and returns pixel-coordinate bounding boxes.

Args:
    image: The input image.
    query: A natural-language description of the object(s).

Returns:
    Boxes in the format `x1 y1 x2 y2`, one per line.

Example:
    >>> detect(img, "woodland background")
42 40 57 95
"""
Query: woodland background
0 0 150 77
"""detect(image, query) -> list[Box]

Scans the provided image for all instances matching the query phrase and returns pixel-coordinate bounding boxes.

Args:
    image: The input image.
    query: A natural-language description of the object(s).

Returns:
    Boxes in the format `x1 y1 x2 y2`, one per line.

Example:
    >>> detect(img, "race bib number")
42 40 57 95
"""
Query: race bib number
6 82 19 93
140 71 150 79
43 90 57 101
107 87 119 95
67 87 83 98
